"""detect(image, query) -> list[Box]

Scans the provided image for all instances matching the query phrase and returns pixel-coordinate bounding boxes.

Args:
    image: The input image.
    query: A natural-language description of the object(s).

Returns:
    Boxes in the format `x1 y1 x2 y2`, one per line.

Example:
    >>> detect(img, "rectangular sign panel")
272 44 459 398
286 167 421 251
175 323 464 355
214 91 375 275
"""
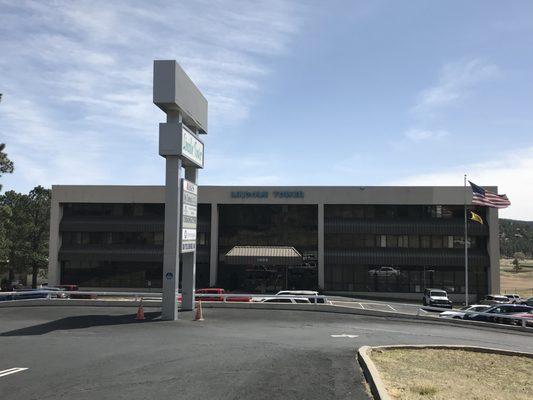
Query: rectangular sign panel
183 204 197 218
180 179 198 253
181 127 204 168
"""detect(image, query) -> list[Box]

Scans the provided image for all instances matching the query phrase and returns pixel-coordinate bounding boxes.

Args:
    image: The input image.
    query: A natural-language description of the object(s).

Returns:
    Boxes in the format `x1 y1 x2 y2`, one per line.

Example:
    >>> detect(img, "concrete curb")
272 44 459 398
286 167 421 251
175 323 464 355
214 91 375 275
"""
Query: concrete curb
358 346 392 400
0 299 531 334
357 345 533 400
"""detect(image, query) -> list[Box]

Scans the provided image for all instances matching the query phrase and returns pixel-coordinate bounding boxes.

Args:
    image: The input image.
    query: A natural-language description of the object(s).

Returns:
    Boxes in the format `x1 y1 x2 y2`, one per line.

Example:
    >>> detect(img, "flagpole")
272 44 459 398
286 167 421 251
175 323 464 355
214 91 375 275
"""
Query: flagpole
464 174 469 306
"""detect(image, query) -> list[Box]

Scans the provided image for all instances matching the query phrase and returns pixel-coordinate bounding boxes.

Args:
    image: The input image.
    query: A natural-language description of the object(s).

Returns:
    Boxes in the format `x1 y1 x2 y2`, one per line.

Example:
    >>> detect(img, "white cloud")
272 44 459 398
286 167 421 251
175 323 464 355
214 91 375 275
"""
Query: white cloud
0 0 304 192
412 58 500 114
202 151 283 186
404 129 448 142
390 146 533 221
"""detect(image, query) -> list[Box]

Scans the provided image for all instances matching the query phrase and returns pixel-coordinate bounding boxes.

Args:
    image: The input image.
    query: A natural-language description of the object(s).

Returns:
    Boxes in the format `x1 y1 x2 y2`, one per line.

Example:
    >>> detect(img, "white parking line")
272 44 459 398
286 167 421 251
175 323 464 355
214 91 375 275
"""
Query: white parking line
387 304 396 311
330 334 359 338
359 302 365 309
0 368 28 378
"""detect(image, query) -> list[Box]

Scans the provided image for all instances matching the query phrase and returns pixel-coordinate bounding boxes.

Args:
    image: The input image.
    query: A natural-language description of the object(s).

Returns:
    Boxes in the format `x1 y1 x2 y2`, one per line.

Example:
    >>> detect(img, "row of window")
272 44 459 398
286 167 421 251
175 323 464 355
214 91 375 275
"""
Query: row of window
325 205 484 220
325 234 483 249
61 231 210 246
63 203 165 218
219 205 318 229
60 260 211 288
324 264 487 294
63 203 486 221
63 203 212 221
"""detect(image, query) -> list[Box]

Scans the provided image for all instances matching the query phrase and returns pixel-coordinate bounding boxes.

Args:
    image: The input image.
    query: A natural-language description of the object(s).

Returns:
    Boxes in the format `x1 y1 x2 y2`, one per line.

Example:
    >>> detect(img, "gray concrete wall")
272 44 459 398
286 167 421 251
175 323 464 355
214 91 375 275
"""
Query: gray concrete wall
487 207 501 293
50 184 497 206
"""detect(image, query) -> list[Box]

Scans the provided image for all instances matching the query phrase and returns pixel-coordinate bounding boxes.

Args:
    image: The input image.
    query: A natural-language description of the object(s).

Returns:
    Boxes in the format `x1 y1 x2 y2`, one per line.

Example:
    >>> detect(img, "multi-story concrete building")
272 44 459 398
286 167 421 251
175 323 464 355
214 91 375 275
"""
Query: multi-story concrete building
48 185 500 301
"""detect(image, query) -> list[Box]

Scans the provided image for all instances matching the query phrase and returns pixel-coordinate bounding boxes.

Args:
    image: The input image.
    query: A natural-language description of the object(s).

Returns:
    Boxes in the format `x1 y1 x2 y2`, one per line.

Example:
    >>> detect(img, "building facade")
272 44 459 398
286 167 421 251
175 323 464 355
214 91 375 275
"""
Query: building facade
48 185 500 300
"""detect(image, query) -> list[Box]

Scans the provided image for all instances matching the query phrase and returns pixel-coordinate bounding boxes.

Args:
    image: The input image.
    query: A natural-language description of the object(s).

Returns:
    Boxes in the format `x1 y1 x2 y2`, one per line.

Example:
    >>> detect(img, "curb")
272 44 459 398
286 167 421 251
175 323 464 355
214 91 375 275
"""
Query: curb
0 299 162 308
357 345 533 400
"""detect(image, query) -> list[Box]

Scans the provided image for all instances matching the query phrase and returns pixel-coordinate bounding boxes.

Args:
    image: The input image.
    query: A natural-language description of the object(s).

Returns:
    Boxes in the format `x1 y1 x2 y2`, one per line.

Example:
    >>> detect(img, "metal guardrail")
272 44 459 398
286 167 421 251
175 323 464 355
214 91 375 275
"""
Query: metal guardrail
1 290 531 328
0 290 330 303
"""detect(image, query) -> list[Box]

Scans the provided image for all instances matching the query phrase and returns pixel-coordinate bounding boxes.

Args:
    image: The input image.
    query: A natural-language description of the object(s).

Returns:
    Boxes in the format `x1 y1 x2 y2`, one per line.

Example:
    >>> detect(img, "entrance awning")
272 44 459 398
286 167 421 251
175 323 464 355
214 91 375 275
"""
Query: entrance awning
225 246 303 266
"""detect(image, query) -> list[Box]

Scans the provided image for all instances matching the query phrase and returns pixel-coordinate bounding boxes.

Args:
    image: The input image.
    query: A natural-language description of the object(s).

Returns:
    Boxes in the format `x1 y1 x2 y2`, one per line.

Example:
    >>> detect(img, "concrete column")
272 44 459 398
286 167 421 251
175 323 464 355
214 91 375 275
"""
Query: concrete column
47 194 62 286
161 110 182 321
209 204 219 286
181 167 198 311
487 207 500 294
318 203 325 290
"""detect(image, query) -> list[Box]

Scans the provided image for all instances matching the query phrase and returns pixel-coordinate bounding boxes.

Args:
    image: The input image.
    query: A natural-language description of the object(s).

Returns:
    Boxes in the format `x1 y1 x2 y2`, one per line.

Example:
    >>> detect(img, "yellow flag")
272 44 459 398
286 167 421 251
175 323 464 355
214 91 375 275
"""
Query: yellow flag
470 211 483 224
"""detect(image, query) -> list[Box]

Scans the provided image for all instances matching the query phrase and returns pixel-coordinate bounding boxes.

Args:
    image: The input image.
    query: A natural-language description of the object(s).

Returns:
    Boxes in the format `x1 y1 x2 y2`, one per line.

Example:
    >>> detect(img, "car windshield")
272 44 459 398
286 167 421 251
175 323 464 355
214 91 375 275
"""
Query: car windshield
431 291 446 297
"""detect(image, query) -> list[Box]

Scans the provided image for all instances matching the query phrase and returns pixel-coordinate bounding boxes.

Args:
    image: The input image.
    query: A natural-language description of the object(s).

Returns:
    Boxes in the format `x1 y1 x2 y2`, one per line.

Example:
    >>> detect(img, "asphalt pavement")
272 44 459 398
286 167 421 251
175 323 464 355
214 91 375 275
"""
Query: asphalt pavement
0 306 531 400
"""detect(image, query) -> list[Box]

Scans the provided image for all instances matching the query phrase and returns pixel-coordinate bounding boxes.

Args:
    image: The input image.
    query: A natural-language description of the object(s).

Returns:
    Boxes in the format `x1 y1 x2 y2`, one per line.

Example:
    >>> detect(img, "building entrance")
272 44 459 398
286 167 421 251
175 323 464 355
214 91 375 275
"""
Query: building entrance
220 245 318 293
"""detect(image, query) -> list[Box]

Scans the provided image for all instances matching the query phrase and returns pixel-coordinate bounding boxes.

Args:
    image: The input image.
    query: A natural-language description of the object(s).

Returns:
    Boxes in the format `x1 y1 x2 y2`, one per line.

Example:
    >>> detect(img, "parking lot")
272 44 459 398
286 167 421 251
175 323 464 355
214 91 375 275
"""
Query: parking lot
1 306 531 400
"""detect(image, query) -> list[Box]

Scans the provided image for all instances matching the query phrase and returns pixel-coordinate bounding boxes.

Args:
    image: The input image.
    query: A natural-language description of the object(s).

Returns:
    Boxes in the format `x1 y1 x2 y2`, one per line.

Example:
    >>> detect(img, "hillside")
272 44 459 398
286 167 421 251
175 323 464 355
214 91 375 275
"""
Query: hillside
500 218 533 258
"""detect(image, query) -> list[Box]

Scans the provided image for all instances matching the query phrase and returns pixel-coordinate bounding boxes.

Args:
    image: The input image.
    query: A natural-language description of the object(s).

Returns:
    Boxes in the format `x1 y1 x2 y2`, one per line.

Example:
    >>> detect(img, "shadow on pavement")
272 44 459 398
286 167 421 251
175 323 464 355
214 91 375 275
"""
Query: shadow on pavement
0 311 162 336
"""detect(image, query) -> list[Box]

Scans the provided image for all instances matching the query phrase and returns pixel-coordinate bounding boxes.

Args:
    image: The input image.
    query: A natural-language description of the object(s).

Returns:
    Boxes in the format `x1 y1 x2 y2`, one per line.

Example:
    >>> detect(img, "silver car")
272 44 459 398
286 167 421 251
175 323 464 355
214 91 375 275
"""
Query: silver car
439 305 490 319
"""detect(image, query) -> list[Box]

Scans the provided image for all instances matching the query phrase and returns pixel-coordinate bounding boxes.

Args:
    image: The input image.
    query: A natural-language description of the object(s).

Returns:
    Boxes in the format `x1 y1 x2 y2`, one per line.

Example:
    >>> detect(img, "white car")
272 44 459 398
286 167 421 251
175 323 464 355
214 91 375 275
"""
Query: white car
275 290 330 304
261 297 311 304
480 294 511 305
368 266 401 277
504 294 521 304
439 304 490 319
423 288 453 308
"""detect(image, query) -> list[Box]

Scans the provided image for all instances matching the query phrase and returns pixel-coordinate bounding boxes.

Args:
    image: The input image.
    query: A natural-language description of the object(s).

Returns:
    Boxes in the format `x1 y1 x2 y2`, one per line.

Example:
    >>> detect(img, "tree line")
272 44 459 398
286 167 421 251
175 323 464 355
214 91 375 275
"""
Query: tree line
1 143 51 288
500 218 533 259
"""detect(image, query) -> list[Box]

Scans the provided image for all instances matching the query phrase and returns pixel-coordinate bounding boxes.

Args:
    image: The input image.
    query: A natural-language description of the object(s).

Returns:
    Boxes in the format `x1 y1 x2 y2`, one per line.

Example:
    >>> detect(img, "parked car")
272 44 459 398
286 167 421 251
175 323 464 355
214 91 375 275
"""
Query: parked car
261 297 311 304
480 294 511 305
12 289 52 300
508 312 533 327
439 304 490 319
368 266 401 277
520 297 533 307
54 284 96 299
0 293 14 301
504 294 521 304
463 304 533 324
275 290 330 304
194 288 251 302
422 288 453 308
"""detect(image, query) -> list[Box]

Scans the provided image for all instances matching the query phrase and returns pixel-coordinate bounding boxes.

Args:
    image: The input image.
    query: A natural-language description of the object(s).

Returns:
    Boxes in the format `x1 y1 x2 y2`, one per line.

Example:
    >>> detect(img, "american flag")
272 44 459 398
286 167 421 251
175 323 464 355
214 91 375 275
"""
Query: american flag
469 181 510 208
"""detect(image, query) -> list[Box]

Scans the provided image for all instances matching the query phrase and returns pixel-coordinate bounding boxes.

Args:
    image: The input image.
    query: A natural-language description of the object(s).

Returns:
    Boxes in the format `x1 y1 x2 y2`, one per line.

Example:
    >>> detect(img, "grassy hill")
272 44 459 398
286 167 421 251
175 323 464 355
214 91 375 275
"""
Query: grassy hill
500 219 533 258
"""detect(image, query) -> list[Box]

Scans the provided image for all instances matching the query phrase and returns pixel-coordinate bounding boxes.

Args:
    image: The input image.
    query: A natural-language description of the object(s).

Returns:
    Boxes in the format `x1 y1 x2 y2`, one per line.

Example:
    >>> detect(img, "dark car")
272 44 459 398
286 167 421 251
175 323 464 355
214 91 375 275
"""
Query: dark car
463 304 533 324
12 289 51 300
520 297 533 307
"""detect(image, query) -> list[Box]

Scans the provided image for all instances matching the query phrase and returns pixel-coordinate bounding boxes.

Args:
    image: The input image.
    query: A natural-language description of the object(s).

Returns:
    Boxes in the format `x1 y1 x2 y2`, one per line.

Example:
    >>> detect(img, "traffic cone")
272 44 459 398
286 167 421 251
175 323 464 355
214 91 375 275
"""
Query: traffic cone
135 299 145 320
194 300 204 321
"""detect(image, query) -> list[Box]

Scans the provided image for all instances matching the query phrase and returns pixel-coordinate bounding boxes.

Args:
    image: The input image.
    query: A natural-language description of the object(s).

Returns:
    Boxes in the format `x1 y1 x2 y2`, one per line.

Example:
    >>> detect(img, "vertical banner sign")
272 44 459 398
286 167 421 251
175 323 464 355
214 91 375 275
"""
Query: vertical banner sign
181 179 197 253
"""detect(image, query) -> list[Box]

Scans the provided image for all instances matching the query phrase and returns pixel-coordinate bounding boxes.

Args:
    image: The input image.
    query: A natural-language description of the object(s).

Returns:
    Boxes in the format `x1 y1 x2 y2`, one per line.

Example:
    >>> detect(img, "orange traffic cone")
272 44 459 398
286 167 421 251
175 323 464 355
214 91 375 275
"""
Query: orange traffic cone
135 299 145 320
194 300 204 321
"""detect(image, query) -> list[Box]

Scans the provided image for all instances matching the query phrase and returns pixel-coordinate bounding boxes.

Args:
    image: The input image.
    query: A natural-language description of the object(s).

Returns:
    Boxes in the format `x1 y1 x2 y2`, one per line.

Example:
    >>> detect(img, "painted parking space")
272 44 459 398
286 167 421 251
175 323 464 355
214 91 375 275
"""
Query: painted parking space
0 368 28 378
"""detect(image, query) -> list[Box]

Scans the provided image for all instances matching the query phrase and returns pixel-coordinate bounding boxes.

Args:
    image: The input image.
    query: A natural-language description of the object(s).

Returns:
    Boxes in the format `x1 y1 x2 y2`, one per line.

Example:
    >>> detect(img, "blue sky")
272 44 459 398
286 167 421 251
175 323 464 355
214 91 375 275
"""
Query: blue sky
1 0 532 219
